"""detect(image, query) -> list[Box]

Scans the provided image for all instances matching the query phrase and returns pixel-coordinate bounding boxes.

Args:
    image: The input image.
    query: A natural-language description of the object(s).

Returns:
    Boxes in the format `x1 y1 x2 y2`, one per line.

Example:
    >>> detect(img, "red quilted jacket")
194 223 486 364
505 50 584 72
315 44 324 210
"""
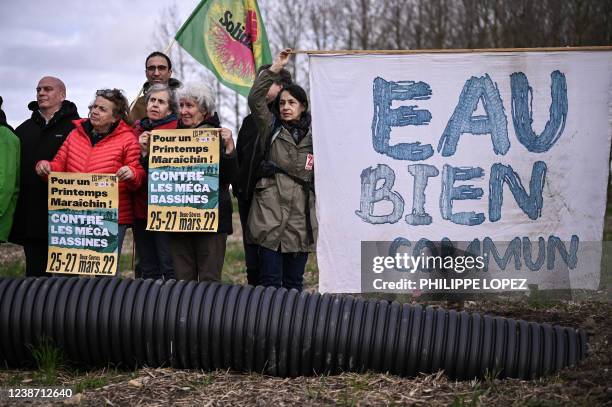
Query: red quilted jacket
132 118 178 220
48 119 145 224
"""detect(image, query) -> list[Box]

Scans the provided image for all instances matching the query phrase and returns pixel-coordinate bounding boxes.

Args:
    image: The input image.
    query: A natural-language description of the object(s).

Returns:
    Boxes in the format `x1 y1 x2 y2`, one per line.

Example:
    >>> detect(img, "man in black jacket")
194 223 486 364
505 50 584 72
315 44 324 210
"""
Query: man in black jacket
234 66 291 285
10 76 80 276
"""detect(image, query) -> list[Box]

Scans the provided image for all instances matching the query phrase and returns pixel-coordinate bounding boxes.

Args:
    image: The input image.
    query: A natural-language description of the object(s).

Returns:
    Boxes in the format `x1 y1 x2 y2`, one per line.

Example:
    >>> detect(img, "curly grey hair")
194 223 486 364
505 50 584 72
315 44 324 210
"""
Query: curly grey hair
145 83 179 115
176 82 216 115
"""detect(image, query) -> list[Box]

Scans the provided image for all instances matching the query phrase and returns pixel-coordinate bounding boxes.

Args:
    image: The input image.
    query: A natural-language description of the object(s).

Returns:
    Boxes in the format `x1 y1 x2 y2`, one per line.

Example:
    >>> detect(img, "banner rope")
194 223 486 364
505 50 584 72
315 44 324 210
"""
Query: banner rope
291 45 612 55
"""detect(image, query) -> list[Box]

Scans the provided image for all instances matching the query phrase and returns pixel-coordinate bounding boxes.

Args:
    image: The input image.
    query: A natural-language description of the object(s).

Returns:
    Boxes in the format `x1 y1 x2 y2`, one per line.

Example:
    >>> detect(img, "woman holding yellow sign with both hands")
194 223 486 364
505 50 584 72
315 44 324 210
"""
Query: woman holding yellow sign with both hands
165 83 237 282
134 83 179 281
36 88 145 262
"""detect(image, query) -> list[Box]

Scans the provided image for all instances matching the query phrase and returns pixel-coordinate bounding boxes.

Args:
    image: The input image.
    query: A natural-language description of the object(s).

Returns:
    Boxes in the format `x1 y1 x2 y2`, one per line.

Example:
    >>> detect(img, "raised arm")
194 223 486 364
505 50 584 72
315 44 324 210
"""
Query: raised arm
247 48 293 151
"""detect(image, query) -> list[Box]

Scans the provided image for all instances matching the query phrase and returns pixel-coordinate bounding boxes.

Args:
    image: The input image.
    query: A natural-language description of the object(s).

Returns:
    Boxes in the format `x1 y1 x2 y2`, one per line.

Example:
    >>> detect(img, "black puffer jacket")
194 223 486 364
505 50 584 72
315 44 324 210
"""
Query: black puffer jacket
9 100 80 243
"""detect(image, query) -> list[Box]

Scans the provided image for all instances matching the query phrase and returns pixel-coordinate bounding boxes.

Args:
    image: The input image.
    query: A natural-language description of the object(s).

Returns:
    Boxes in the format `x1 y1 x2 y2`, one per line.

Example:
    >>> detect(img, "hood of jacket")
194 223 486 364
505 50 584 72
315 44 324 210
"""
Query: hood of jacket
178 112 221 129
72 117 135 141
142 77 182 93
137 113 178 131
0 109 13 132
27 100 80 127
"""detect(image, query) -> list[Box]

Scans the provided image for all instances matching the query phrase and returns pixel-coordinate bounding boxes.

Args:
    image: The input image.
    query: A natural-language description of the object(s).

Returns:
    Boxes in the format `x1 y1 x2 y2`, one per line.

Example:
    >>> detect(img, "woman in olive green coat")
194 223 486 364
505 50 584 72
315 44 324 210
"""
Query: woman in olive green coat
247 49 317 291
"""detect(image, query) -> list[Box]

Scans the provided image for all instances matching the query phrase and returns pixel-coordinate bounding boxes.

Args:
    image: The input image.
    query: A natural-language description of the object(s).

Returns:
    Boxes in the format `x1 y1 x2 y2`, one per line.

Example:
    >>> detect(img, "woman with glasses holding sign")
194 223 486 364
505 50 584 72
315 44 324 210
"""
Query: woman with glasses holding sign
247 49 316 291
169 83 237 282
36 88 145 260
133 83 178 280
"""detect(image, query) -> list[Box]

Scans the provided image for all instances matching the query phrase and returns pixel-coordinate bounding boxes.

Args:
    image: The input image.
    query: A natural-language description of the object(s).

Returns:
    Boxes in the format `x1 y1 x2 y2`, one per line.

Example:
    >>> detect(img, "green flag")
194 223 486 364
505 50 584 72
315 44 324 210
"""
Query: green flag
175 0 273 97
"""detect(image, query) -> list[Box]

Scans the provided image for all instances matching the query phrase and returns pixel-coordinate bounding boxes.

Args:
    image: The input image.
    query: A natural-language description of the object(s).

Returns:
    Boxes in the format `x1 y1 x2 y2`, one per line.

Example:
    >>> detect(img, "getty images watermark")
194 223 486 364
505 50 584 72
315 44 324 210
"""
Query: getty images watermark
360 240 606 297
368 249 527 292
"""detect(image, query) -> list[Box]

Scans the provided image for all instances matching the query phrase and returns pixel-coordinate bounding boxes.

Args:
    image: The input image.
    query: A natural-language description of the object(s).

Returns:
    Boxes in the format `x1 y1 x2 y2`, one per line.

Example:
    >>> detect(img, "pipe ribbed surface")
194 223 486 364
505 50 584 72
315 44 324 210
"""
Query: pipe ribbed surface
0 277 587 379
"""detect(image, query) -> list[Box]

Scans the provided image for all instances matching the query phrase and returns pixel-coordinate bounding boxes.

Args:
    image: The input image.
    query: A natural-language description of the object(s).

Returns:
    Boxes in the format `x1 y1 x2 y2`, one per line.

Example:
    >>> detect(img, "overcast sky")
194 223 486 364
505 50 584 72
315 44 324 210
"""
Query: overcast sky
0 0 200 128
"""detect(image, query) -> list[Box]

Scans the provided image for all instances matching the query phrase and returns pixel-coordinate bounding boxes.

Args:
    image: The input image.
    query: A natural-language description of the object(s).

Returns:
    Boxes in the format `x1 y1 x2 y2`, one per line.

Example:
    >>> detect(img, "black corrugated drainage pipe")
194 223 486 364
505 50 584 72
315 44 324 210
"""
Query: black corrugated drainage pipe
0 277 586 379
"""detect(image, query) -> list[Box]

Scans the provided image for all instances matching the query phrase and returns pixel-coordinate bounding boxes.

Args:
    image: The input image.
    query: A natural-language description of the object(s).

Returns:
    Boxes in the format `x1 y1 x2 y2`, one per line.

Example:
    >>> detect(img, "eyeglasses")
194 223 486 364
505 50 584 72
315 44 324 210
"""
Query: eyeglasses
146 65 169 73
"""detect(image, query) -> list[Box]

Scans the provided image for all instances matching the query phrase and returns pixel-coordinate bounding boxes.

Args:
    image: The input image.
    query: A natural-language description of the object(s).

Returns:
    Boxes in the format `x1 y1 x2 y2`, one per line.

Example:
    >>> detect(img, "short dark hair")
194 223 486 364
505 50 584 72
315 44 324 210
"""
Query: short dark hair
257 64 292 87
274 83 309 114
0 95 3 108
145 51 172 70
93 89 130 122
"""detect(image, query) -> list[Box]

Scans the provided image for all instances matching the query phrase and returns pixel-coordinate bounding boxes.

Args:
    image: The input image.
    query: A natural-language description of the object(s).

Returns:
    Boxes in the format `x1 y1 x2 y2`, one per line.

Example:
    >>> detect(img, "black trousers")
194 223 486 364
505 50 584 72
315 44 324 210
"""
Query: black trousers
23 238 48 277
238 197 260 285
132 220 175 280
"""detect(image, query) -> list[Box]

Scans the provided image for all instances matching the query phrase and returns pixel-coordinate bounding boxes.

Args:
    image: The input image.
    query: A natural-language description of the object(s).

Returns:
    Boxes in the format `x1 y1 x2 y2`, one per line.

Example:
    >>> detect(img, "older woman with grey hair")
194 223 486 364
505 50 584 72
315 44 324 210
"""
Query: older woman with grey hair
132 83 179 280
169 82 237 282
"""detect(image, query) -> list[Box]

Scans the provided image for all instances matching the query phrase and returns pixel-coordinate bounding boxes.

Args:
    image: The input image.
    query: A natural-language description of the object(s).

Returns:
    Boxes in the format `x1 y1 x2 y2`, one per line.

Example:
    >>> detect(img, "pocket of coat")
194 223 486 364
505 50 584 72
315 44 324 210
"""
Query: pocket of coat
254 177 274 192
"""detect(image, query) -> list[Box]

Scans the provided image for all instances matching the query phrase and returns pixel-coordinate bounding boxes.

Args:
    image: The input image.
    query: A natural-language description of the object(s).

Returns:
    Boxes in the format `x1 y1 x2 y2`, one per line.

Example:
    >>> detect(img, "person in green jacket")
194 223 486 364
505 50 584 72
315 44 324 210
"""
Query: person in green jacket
247 49 317 291
0 96 20 242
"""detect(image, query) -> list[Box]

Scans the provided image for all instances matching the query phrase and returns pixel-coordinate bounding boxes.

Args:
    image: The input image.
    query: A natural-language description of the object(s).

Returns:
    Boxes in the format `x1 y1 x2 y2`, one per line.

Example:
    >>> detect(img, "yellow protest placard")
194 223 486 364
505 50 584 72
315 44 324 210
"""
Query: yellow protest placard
147 128 220 232
47 172 119 275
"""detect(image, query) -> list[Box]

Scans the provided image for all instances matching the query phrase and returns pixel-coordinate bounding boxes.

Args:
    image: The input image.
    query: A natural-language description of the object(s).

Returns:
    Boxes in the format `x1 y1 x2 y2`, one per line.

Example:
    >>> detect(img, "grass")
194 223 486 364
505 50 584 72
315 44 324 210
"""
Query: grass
451 389 487 407
119 253 135 274
74 373 111 393
222 240 248 285
30 337 64 385
0 260 25 278
202 374 215 386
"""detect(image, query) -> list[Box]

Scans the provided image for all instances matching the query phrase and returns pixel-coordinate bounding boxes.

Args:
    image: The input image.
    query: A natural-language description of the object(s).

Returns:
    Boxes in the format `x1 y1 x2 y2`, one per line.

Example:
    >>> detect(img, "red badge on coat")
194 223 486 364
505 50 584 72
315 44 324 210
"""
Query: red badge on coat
305 154 314 171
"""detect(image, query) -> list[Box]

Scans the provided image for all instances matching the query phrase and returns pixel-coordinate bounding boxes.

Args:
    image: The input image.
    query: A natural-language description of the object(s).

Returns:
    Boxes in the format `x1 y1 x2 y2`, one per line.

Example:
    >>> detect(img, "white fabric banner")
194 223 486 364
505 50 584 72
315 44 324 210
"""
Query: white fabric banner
309 50 612 293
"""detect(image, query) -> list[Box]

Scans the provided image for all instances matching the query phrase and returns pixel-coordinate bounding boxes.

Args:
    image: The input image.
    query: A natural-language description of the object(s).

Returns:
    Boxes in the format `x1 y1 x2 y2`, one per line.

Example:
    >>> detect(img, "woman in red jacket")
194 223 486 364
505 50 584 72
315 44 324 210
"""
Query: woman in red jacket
36 88 145 261
132 83 178 280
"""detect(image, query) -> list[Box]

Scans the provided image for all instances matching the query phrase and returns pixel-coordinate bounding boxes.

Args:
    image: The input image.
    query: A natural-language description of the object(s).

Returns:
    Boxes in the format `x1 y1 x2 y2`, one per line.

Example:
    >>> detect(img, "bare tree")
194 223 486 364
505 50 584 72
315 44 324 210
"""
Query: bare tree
309 0 342 50
265 0 310 82
154 3 189 79
149 0 611 131
380 0 416 49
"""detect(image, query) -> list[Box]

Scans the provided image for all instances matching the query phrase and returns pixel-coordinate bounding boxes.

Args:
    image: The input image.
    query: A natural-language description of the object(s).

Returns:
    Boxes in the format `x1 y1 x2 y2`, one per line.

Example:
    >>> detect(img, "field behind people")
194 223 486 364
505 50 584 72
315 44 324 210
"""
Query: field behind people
0 197 611 406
